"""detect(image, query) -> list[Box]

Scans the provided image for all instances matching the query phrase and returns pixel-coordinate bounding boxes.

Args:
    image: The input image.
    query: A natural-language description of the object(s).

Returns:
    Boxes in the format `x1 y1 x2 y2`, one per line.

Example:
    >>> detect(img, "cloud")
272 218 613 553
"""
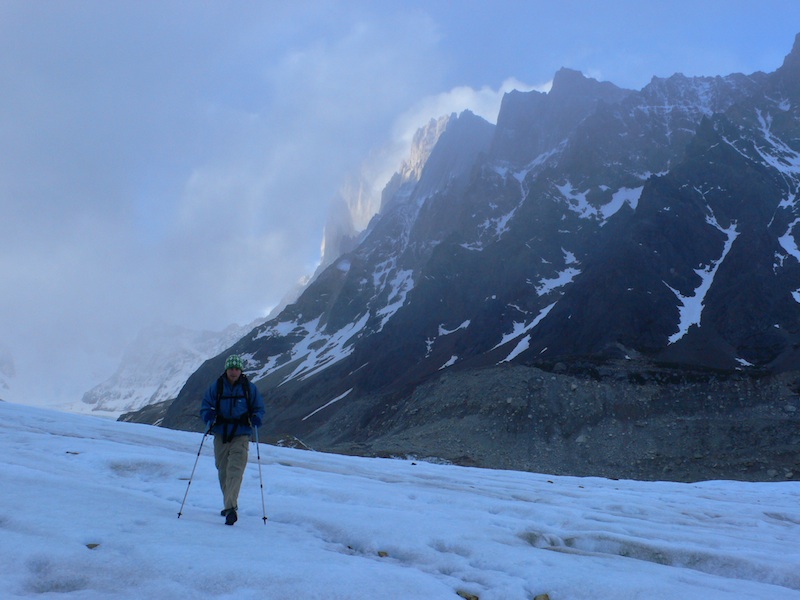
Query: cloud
0 2 448 404
340 77 549 230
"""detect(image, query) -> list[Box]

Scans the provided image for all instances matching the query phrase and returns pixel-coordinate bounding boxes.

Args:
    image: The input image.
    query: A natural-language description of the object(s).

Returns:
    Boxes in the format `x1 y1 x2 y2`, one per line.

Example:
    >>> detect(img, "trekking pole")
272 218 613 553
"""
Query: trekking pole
178 426 212 519
253 426 268 524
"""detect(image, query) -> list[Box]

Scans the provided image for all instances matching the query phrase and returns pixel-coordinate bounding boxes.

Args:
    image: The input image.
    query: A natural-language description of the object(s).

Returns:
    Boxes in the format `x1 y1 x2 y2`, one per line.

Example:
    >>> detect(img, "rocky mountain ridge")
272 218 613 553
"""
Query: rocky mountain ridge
126 34 800 482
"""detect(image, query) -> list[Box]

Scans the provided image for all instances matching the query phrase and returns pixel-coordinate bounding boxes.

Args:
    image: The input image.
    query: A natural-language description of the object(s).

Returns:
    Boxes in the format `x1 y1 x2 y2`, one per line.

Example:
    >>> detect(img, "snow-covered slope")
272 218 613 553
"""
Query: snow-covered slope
80 321 262 418
1 400 799 599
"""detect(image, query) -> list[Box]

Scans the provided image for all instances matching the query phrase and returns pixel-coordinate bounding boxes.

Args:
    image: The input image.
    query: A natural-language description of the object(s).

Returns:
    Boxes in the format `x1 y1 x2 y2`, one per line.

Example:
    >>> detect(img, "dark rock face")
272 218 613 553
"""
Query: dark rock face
311 361 800 483
140 36 800 482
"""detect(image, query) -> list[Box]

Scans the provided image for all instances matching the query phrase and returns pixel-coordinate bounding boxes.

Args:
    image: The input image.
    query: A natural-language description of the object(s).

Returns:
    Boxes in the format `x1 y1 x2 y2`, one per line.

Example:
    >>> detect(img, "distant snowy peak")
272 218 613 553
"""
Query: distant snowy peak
319 115 455 272
491 69 631 167
380 114 454 212
403 114 452 182
775 32 800 93
641 71 763 116
321 173 385 270
82 320 262 417
0 346 14 400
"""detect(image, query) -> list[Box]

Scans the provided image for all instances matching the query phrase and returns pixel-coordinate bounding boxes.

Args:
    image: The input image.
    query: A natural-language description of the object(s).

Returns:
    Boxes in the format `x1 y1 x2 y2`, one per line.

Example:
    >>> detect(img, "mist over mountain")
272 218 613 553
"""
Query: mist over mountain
126 35 800 482
84 320 263 418
320 115 454 270
0 344 14 401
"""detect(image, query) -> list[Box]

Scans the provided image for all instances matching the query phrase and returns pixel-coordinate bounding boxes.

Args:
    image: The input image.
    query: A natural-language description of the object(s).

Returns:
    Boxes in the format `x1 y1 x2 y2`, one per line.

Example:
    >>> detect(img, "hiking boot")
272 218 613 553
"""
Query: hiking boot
221 506 238 517
225 509 238 526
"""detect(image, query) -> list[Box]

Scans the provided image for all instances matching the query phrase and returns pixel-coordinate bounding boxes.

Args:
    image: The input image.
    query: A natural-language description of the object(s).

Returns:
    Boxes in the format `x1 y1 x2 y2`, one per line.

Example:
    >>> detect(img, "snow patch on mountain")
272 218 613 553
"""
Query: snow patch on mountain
755 109 800 177
439 320 470 335
251 312 370 385
496 301 558 362
604 186 644 220
376 269 415 330
779 218 800 266
303 387 353 421
557 182 643 223
666 215 740 344
425 321 471 357
439 355 459 369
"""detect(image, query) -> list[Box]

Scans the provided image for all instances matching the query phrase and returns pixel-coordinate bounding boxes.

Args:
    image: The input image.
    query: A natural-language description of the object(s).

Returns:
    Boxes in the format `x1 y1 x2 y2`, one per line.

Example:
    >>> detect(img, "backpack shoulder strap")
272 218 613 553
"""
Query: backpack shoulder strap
240 374 252 413
215 374 225 414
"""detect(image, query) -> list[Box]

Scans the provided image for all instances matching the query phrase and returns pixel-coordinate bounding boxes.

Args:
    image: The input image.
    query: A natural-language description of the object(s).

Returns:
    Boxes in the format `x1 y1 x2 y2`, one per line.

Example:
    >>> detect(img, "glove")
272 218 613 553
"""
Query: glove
250 414 262 428
204 410 217 428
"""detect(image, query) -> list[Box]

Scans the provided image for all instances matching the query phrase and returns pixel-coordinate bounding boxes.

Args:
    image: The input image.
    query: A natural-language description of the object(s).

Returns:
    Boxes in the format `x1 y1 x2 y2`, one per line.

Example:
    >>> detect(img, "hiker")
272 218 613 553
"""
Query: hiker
200 354 265 525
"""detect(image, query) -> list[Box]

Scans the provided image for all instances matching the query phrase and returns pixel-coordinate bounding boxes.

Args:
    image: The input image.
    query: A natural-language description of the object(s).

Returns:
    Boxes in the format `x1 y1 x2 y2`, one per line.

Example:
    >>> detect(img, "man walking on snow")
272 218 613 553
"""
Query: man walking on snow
200 354 265 525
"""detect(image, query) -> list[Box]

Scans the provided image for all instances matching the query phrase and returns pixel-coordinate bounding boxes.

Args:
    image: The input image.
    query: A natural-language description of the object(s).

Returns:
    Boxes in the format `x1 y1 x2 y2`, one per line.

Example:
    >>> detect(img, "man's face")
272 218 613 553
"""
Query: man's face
226 367 241 383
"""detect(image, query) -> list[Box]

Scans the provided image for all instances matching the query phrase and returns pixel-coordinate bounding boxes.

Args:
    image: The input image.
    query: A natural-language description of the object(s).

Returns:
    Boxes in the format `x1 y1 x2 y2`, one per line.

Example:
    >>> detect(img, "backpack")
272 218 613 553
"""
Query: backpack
214 373 253 443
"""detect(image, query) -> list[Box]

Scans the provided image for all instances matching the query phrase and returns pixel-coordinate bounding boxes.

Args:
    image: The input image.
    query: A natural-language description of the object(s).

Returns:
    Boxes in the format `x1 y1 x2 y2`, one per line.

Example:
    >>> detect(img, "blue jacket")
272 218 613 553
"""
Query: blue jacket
200 374 265 440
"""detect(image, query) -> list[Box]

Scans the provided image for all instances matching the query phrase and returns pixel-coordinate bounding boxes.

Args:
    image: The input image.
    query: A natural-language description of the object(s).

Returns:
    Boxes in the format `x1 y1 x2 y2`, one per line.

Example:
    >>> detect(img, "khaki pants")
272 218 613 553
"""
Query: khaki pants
213 434 249 511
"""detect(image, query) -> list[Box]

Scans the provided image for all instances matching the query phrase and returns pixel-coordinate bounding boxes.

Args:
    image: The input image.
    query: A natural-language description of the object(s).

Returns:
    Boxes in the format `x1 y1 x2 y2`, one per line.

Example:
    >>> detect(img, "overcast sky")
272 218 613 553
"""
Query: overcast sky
2 0 800 406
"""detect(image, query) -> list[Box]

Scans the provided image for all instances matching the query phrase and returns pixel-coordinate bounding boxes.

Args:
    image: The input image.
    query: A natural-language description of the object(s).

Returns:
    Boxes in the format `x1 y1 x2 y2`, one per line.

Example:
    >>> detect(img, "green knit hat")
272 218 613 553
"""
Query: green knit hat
225 354 244 371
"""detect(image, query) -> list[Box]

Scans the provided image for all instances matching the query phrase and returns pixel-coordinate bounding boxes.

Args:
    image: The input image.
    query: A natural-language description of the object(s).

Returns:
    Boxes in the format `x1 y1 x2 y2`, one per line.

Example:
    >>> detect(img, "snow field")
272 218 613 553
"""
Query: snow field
1 401 799 599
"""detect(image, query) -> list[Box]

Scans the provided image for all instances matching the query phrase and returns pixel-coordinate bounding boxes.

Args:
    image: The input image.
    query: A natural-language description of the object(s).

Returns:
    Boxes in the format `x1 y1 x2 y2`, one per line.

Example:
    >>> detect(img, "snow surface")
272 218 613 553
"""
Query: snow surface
3 400 800 600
